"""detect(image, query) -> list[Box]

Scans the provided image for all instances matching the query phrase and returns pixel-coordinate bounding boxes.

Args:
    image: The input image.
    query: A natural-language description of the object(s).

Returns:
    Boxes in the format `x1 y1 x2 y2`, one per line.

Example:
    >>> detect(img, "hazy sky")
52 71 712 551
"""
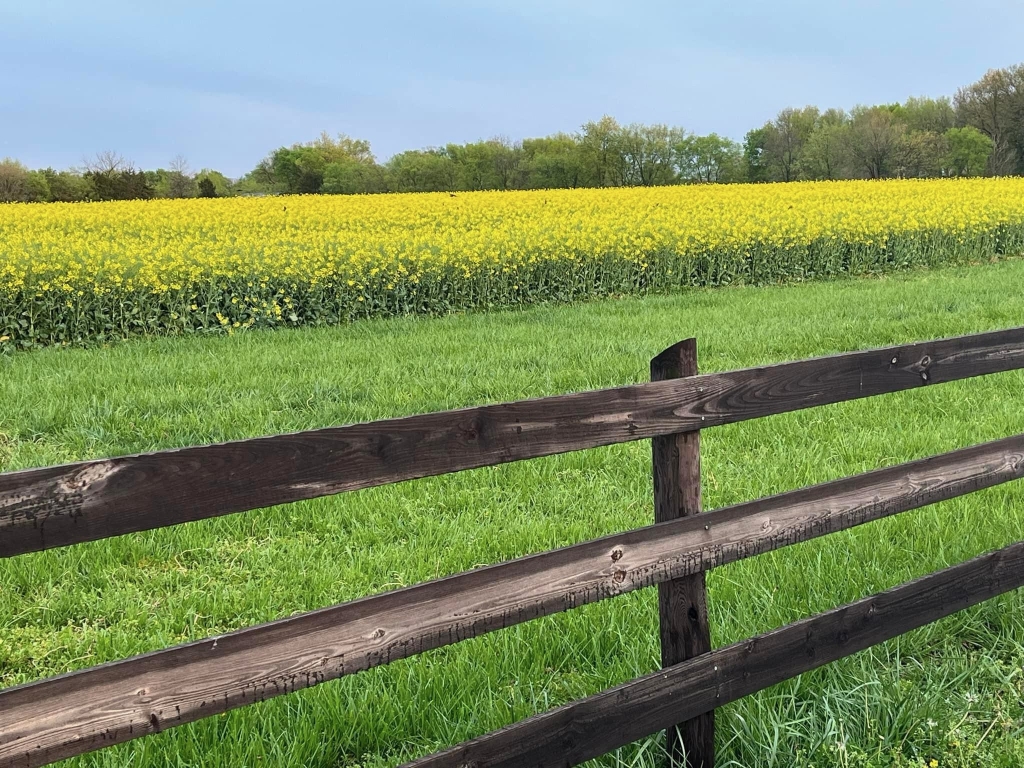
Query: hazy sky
2 0 1021 177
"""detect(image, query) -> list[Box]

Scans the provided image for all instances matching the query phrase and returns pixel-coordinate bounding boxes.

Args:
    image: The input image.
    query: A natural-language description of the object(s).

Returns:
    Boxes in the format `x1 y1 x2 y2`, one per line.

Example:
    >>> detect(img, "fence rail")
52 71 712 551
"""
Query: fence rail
407 541 1024 768
2 327 1024 768
4 326 1024 559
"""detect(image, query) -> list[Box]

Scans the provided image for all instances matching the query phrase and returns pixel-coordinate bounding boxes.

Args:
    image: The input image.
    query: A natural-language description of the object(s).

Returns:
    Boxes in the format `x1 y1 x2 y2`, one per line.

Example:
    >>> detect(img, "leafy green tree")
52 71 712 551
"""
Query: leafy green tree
847 106 906 179
955 64 1024 175
385 149 458 192
742 127 771 182
322 159 386 194
0 160 51 201
578 116 626 187
257 132 380 194
445 141 501 190
41 168 93 201
26 170 52 201
894 96 955 134
196 170 232 197
761 106 819 181
894 130 948 178
145 169 166 195
197 177 217 198
0 159 33 202
799 109 851 180
675 133 744 183
239 158 277 193
522 134 585 189
307 132 374 165
86 168 153 200
617 123 682 186
490 137 526 190
944 126 994 176
81 152 152 200
270 146 326 193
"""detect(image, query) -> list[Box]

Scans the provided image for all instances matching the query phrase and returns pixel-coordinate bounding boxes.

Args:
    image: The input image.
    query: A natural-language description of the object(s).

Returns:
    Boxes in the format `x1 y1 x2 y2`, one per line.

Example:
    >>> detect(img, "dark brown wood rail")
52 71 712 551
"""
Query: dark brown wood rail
1 326 1023 768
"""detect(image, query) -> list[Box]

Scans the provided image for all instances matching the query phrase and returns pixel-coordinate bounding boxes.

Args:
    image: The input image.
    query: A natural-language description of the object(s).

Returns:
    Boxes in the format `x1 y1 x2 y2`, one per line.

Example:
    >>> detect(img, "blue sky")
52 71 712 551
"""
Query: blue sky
2 0 1021 177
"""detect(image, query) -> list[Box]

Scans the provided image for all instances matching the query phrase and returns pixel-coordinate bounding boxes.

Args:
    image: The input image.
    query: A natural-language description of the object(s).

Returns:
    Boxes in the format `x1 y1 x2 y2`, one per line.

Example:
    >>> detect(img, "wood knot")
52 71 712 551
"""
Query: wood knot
610 548 623 562
611 567 626 583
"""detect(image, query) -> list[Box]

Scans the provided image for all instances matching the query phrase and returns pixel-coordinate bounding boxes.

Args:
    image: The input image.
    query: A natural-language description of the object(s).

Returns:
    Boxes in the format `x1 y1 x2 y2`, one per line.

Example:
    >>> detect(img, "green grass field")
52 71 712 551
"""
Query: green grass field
3 260 1024 767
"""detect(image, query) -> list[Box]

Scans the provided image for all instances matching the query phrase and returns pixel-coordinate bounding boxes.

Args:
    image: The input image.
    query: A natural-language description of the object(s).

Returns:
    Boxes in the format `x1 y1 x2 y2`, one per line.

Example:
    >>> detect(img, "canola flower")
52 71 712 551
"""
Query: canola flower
1 178 1024 349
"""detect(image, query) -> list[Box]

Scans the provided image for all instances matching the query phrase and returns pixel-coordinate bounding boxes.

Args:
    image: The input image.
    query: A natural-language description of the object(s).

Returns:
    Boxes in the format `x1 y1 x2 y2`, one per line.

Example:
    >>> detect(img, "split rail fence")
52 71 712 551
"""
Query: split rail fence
3 327 1024 767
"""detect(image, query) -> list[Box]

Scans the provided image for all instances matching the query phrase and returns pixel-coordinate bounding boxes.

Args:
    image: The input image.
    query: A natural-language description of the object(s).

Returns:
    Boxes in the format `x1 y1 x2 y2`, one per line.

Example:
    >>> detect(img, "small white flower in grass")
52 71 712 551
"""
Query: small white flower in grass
927 719 938 728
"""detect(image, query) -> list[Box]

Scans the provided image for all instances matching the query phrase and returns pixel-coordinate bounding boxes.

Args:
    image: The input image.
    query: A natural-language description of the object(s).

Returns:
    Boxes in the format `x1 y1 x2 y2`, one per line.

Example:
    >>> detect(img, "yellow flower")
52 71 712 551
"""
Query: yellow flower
3 178 1024 347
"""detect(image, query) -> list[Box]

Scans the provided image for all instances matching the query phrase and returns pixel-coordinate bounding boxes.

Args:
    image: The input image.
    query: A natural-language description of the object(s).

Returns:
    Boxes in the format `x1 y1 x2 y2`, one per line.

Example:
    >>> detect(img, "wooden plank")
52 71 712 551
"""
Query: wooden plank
2 434 1023 768
651 339 713 768
405 540 1024 768
2 326 1024 558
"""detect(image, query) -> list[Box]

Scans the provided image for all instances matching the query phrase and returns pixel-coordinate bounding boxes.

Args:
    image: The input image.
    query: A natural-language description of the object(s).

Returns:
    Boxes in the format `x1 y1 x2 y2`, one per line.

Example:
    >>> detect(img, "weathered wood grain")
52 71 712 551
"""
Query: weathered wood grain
651 339 713 768
2 434 1022 767
2 326 1024 557
405 541 1024 767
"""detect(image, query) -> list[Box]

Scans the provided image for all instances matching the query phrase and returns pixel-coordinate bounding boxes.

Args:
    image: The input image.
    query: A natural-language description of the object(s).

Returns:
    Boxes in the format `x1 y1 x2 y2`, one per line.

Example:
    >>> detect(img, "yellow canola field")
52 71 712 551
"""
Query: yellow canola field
2 178 1024 348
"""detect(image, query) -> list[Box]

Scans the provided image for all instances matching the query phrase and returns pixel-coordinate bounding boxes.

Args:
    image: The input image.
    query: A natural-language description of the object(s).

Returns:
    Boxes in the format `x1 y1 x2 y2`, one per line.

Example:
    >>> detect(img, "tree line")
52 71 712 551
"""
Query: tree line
0 150 233 204
1 63 1021 203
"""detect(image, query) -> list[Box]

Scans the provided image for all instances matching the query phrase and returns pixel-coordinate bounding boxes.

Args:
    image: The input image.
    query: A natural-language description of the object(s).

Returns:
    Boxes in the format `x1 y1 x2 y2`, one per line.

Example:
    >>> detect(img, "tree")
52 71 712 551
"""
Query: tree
446 141 502 190
41 168 93 201
243 158 277 193
256 132 380 194
675 133 744 183
82 152 153 200
25 170 52 202
85 150 128 175
86 169 153 200
322 159 386 194
801 112 851 180
308 132 374 165
385 149 458 192
894 96 955 134
166 155 196 198
578 116 626 187
617 123 682 186
522 134 585 189
761 107 819 181
955 65 1024 175
847 106 905 179
742 126 771 182
490 137 526 190
197 177 217 198
0 159 32 202
268 146 326 193
196 169 232 197
894 129 948 178
944 126 993 176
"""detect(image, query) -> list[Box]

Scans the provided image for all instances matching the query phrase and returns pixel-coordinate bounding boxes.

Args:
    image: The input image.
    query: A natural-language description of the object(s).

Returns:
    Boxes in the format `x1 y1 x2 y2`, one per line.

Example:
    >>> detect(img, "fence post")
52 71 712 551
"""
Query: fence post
651 338 713 768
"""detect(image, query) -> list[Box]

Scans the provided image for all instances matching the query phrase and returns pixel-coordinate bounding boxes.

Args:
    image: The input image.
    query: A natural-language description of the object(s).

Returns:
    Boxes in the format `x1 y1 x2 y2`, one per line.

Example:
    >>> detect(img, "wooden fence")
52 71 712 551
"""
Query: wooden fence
2 326 1024 767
